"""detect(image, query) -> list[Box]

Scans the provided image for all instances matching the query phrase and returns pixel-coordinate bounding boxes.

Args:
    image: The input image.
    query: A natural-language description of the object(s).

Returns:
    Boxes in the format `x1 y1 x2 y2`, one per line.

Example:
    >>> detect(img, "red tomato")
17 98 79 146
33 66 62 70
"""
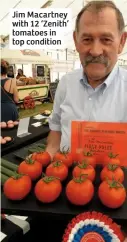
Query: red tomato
100 164 124 183
77 150 96 167
46 161 68 181
72 162 96 182
4 174 32 200
34 176 62 203
18 157 42 180
31 151 51 167
66 174 94 205
53 148 73 167
98 179 126 209
103 152 120 166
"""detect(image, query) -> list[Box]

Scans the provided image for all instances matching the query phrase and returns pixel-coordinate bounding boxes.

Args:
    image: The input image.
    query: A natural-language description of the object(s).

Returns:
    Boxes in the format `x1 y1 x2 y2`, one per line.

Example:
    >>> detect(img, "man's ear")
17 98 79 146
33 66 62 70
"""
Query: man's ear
118 32 127 54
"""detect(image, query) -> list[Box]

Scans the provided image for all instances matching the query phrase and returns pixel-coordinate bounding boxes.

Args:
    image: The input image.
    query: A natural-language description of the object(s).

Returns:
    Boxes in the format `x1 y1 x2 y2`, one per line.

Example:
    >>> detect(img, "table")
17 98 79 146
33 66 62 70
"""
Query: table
1 117 49 156
1 139 127 241
2 165 127 221
1 149 127 234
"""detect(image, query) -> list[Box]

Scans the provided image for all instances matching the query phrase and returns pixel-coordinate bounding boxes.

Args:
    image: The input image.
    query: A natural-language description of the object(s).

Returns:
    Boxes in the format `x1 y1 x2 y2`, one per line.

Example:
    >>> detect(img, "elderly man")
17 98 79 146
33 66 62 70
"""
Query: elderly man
46 1 127 238
46 0 127 158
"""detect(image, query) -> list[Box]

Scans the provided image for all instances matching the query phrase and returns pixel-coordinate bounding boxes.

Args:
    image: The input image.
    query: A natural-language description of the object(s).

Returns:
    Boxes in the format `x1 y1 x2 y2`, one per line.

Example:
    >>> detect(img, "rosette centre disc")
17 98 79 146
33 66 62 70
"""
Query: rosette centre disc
81 232 105 242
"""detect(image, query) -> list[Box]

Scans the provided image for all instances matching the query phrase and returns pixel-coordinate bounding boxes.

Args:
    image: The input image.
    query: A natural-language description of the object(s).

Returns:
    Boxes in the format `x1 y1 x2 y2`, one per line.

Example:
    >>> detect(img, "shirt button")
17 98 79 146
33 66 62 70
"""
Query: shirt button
89 98 92 100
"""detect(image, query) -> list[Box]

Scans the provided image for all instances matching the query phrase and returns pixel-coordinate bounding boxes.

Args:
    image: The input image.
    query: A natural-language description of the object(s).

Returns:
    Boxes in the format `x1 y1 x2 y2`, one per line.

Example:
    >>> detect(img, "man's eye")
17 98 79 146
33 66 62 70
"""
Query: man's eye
82 38 92 43
83 38 91 41
103 38 112 43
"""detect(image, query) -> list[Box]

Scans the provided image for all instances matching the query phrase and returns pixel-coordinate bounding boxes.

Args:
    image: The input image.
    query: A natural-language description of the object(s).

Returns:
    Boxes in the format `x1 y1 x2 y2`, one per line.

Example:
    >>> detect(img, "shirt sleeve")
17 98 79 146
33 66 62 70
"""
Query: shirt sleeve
48 76 66 131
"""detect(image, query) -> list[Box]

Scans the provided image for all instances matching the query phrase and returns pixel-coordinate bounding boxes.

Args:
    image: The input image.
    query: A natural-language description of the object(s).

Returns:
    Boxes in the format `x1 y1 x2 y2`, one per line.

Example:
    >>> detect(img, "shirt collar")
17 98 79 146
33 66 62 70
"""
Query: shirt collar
80 62 119 90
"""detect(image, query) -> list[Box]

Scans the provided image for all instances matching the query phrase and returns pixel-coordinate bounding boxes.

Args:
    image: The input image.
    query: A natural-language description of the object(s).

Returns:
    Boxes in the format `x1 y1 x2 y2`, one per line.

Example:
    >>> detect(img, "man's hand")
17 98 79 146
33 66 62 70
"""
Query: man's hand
45 130 61 159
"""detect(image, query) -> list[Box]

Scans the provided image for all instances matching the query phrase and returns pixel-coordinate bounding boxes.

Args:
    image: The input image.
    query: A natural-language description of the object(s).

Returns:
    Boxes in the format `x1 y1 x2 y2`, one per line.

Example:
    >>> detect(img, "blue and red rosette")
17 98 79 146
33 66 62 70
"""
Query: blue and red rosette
62 211 124 242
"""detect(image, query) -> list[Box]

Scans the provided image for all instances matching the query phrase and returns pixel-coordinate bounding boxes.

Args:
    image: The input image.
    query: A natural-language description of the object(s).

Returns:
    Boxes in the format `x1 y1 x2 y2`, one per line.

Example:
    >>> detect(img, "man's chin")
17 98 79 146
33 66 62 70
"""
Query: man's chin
84 65 107 78
85 71 107 81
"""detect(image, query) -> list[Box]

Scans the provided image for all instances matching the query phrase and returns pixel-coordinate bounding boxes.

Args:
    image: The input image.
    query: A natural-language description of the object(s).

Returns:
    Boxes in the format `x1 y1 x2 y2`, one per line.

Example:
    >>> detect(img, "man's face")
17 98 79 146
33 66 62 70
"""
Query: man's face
73 8 126 81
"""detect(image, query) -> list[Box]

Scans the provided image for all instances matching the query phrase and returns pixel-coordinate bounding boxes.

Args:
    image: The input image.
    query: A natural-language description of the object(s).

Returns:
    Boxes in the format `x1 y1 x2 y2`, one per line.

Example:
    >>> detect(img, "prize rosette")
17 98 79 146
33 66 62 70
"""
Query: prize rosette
62 211 124 242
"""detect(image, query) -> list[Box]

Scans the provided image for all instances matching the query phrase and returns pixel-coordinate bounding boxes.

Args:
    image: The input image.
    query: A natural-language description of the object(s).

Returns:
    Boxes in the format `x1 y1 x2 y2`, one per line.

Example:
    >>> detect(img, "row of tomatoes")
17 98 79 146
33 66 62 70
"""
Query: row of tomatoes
4 148 120 184
29 149 121 168
18 156 124 184
3 149 126 209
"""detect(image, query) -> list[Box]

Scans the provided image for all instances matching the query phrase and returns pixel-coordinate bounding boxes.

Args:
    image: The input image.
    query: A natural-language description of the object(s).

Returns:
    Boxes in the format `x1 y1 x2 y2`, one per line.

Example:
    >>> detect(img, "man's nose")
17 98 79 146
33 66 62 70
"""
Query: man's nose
89 40 103 57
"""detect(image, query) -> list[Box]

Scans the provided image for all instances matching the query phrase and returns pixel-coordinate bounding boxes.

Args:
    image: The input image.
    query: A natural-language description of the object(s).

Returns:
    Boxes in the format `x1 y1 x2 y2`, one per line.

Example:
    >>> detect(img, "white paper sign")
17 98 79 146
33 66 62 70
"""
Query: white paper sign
17 117 31 137
0 232 7 241
31 122 42 127
33 114 45 120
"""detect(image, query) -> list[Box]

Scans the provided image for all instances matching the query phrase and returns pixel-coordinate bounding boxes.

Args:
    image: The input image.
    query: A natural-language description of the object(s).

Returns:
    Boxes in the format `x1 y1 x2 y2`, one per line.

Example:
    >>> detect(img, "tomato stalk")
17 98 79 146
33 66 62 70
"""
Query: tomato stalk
53 161 62 167
25 157 35 164
78 161 89 169
106 178 123 189
42 173 60 183
108 152 119 158
73 174 88 183
12 172 24 180
58 146 70 158
107 164 118 171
